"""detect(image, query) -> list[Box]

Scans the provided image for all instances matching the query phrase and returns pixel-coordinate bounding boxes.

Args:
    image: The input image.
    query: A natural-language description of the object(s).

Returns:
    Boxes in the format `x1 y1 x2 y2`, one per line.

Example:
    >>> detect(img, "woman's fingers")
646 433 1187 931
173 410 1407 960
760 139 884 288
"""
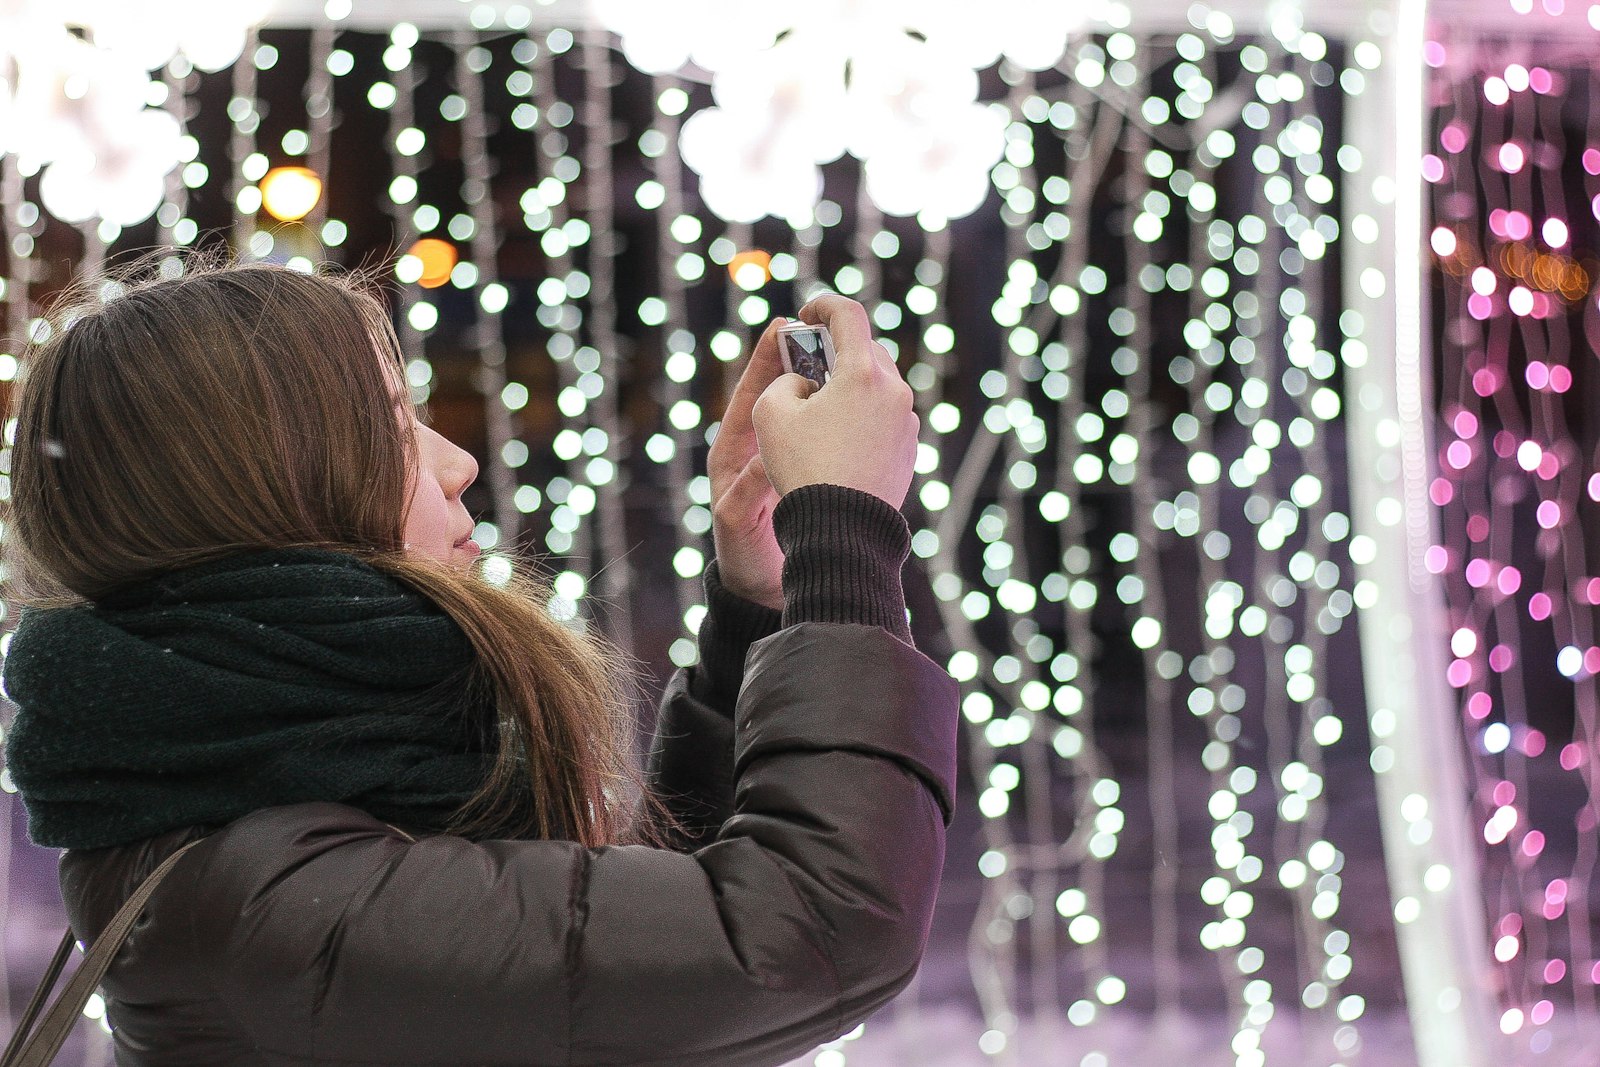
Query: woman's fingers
798 295 875 376
720 317 789 439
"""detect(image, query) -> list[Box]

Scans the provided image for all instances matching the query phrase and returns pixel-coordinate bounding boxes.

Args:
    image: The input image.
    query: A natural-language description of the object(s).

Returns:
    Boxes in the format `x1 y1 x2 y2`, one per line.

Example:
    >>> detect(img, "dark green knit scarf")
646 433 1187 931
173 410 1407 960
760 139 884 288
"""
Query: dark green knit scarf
3 548 512 850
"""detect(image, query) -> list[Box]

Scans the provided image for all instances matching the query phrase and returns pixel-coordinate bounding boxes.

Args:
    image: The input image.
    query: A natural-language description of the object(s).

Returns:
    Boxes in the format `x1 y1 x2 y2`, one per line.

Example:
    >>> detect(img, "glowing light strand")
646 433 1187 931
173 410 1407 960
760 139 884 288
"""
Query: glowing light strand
526 27 593 568
578 25 634 649
381 33 431 416
644 70 710 669
454 32 521 553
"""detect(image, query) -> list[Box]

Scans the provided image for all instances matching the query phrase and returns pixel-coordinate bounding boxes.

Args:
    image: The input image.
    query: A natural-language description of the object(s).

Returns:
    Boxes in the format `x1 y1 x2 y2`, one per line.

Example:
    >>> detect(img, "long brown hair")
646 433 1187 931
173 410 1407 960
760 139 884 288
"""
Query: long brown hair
6 256 667 847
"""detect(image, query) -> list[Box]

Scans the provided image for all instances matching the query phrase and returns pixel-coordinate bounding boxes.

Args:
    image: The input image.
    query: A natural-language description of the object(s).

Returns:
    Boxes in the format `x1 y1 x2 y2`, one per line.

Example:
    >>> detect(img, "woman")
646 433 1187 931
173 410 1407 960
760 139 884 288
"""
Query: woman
1 263 957 1065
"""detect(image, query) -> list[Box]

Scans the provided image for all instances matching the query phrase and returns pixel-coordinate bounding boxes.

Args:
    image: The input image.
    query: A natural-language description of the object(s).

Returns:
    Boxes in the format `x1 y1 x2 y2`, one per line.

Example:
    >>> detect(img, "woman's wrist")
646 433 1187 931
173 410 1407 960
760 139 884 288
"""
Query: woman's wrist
689 560 784 711
772 483 912 643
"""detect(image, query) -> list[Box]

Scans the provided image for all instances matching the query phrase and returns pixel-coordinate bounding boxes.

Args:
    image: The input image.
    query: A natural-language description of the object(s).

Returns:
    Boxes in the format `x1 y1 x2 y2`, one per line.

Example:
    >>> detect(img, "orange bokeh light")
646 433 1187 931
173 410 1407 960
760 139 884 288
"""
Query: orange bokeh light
727 249 772 287
406 238 458 288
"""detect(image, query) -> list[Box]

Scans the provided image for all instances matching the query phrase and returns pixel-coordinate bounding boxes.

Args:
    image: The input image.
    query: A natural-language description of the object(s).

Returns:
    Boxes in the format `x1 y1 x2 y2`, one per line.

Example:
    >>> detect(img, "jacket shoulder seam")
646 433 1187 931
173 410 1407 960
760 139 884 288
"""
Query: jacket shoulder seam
563 847 591 1067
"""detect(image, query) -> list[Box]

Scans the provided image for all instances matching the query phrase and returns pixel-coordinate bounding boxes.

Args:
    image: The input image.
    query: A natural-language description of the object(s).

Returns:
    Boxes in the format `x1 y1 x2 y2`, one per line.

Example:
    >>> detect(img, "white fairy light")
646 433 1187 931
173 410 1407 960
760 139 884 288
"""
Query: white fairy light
0 1 266 224
594 0 1091 222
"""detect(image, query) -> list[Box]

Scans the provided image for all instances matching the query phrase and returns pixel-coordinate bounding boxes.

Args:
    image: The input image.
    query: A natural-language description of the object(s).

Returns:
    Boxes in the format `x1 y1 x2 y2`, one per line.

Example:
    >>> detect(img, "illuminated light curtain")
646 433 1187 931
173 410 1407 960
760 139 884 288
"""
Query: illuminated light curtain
906 15 1391 1062
1422 2 1600 1060
640 68 713 654
0 2 1545 1063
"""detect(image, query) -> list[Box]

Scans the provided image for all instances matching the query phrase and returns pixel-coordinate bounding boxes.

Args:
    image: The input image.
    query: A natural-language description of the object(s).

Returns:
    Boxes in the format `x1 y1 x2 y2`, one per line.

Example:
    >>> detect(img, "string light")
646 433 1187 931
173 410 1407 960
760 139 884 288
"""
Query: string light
644 68 717 671
1424 7 1600 1060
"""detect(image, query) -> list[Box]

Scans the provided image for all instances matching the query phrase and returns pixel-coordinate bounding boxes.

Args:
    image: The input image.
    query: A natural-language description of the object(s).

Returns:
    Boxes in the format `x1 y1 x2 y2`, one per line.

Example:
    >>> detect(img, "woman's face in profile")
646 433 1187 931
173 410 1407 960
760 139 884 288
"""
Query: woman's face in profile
387 359 481 567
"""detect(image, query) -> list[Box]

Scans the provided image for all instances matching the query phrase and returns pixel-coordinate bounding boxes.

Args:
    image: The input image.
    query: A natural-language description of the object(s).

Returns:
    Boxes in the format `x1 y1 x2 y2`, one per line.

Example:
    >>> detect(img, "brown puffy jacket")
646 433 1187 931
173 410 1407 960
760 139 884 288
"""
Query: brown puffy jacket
58 621 959 1065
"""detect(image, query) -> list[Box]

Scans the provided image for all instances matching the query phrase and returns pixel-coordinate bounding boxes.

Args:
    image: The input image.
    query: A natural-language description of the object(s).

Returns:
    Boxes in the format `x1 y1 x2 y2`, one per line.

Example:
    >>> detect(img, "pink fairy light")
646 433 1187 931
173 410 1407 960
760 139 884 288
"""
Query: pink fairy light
1431 478 1455 505
1424 41 1447 67
1498 566 1522 596
1485 76 1511 105
1489 644 1514 671
1528 592 1552 621
1426 545 1451 573
1423 155 1446 182
1442 123 1469 153
1498 142 1526 173
1454 409 1479 437
1584 148 1600 175
1468 692 1494 720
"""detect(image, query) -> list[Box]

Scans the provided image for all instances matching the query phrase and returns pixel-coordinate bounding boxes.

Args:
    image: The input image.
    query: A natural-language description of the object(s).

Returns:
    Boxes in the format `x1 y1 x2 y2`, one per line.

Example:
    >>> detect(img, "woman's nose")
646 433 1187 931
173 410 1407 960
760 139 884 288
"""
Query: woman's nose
450 445 479 498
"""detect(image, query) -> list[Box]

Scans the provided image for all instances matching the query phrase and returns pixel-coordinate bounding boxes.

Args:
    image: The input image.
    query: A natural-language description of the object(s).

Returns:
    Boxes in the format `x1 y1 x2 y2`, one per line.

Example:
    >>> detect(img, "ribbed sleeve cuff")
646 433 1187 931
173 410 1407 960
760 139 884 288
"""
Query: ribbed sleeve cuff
688 560 784 712
772 483 912 644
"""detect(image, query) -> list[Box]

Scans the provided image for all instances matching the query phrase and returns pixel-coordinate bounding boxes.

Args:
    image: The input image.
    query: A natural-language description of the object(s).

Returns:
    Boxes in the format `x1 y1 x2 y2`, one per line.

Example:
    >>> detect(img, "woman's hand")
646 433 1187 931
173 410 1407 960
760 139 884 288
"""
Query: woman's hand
707 318 790 611
753 295 918 508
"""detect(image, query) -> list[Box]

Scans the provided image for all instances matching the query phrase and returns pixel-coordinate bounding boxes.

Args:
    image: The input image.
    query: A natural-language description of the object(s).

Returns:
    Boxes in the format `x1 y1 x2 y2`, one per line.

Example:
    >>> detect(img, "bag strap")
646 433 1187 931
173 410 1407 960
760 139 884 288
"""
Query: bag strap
1 838 202 1067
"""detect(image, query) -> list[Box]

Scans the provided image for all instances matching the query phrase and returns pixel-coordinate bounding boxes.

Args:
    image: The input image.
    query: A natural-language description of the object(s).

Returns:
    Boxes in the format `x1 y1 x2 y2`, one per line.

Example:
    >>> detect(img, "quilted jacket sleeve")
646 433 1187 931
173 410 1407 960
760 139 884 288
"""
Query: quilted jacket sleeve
644 559 780 852
190 622 957 1066
646 483 919 854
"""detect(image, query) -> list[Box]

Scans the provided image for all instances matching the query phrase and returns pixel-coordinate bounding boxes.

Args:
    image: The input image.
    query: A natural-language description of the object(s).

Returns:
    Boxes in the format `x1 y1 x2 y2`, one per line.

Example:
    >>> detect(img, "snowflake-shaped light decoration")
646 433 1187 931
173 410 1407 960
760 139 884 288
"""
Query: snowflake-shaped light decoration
0 0 265 226
594 0 1089 225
